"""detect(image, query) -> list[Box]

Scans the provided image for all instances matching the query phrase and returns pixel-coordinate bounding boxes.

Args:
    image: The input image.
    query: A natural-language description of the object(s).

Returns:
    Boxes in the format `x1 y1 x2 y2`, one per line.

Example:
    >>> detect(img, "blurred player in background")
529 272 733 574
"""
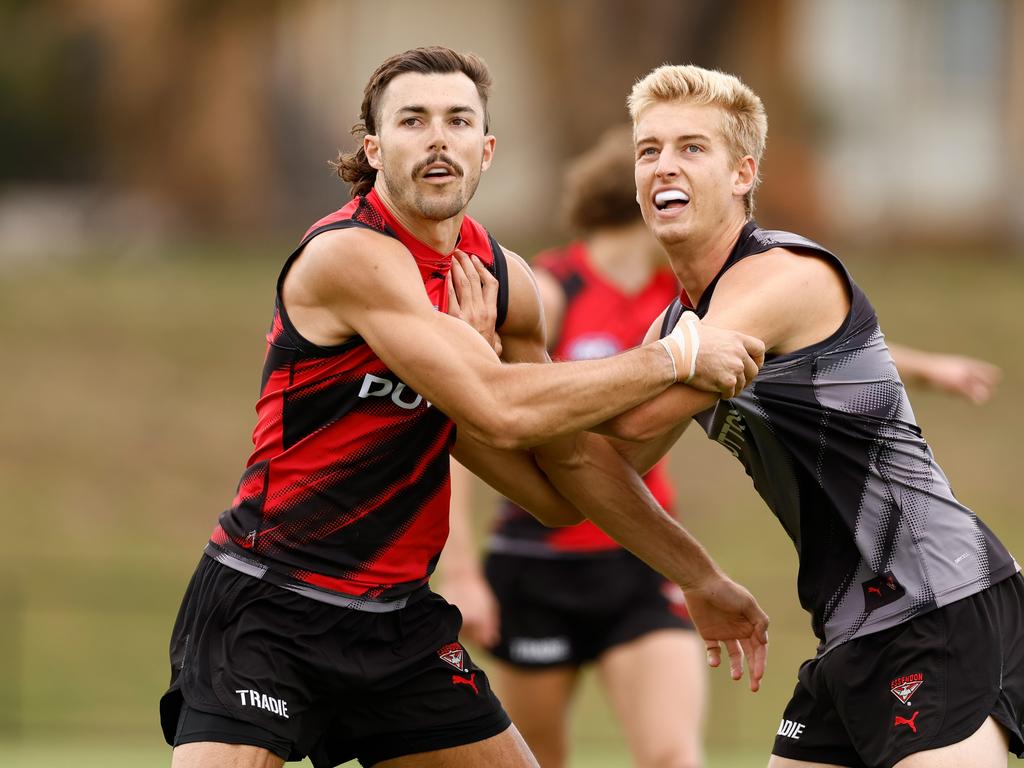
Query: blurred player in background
441 126 708 768
440 125 1002 768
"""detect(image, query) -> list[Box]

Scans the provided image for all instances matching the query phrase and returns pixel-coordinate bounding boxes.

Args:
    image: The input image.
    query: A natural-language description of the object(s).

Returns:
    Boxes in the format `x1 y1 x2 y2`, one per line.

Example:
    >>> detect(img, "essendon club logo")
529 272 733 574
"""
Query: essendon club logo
890 673 924 704
437 642 466 671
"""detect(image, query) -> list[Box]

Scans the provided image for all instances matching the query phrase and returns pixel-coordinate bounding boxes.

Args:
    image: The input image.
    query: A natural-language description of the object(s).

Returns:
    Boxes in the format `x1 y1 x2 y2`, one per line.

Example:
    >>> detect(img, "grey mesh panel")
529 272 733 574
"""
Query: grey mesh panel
683 225 1017 654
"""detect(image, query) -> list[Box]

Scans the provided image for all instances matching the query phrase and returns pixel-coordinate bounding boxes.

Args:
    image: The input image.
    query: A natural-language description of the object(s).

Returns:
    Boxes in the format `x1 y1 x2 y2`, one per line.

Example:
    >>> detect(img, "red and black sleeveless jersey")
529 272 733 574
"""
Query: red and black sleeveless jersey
489 241 680 557
208 189 509 607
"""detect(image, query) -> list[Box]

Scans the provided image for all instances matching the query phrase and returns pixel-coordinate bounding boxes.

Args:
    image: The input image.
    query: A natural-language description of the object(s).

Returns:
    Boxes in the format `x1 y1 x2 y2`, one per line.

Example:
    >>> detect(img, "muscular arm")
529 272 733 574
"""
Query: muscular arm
451 249 769 688
594 247 850 453
284 227 680 450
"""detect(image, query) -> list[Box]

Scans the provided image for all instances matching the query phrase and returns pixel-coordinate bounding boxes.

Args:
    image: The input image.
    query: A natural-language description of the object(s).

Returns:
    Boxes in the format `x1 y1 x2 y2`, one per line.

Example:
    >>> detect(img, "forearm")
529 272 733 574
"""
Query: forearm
600 420 690 477
471 343 677 448
533 432 721 589
592 383 717 443
451 433 582 526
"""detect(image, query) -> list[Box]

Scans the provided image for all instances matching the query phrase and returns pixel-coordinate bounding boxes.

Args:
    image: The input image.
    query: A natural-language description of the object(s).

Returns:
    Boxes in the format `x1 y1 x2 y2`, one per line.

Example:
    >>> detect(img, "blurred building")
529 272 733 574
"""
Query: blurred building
0 0 1021 252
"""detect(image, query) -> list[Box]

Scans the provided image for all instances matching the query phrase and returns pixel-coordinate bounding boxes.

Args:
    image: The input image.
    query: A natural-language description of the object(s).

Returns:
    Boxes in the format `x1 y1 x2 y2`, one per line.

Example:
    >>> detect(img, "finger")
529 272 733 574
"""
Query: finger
724 638 744 681
457 252 483 306
472 255 499 306
744 334 766 367
740 635 766 692
705 640 722 668
447 275 461 316
742 355 759 387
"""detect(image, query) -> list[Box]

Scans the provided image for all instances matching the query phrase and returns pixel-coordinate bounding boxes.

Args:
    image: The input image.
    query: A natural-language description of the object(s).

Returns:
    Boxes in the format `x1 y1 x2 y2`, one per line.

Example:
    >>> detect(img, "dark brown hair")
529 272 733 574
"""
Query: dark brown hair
331 46 493 198
562 125 643 233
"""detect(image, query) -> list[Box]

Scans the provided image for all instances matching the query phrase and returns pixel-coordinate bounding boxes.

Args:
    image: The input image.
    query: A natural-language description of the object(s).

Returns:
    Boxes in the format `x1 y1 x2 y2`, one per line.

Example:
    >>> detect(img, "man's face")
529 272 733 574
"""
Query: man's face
633 101 753 246
365 71 495 222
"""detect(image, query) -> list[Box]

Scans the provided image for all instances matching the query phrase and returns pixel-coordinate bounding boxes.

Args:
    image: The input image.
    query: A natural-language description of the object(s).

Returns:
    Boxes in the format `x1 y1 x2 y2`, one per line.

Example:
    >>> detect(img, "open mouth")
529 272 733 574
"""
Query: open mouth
422 166 456 180
653 190 690 211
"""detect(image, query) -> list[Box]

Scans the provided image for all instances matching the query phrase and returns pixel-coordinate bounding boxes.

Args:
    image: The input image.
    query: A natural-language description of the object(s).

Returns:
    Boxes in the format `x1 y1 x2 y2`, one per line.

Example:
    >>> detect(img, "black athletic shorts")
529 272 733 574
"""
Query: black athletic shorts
772 573 1024 768
159 555 510 767
483 550 695 668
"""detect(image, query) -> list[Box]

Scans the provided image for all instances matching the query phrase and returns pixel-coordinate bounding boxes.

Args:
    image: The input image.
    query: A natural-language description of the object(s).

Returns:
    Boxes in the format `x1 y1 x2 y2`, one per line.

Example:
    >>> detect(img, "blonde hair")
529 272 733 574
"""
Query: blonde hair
628 65 767 217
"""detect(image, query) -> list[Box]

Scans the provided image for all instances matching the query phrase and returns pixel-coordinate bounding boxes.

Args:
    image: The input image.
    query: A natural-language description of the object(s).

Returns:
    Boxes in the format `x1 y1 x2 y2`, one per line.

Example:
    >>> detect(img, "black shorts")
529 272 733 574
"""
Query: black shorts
772 573 1024 768
159 555 510 767
483 550 695 668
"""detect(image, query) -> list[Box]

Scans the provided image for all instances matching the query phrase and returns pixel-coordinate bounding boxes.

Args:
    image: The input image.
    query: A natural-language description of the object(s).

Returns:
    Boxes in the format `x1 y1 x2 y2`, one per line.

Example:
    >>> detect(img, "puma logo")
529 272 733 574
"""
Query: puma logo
867 586 882 597
894 710 919 733
452 673 478 695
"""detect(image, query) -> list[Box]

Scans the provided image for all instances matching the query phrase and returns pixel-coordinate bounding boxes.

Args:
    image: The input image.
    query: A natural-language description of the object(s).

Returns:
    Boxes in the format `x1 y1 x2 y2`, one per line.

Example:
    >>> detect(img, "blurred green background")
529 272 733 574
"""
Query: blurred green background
1 0 1022 766
0 249 1020 766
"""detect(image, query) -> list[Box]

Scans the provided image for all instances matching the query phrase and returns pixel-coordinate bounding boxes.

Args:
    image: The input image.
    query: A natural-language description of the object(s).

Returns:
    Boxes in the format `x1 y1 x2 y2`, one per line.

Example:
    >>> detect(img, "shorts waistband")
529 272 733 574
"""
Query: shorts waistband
204 546 427 613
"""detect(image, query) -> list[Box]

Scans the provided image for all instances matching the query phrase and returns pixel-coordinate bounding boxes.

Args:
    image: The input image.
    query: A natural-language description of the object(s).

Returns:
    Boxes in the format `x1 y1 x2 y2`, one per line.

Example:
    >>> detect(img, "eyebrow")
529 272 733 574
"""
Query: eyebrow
396 104 478 117
635 132 712 145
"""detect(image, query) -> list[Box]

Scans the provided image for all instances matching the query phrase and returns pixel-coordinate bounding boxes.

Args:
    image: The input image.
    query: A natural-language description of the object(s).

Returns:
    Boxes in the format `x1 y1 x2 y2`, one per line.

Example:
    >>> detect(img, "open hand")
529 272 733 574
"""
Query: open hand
683 571 769 692
447 251 502 357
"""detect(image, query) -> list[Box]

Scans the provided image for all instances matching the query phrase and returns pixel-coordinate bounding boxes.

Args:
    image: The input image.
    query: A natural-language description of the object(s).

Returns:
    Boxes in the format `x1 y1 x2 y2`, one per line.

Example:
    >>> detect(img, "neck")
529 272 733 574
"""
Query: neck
663 211 748 308
586 221 665 294
373 184 465 254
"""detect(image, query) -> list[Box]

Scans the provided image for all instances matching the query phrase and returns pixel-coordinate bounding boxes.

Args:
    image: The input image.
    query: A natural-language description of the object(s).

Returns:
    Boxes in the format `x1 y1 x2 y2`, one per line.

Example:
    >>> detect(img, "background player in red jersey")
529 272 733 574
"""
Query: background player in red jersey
441 126 709 768
161 48 771 768
440 126 1003 768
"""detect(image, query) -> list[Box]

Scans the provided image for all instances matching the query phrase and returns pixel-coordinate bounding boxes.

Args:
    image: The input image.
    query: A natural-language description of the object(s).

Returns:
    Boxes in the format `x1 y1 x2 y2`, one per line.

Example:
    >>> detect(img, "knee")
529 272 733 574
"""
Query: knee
633 744 703 768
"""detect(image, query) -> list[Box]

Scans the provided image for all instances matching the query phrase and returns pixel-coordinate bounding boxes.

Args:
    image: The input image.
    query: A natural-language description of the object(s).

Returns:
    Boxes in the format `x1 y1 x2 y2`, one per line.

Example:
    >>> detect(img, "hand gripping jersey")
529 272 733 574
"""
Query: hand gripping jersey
489 241 680 557
660 222 1018 652
207 190 508 610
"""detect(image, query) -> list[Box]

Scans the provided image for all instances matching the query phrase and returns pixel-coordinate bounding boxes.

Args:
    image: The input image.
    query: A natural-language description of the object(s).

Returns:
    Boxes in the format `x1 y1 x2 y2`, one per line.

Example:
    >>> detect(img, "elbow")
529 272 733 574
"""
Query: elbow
603 411 663 444
462 408 536 451
532 505 584 528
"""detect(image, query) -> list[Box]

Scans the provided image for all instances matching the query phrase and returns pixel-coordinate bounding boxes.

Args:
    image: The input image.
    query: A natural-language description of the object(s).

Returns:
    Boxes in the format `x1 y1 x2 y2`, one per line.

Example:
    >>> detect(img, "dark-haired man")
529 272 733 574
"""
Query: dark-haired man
160 47 768 768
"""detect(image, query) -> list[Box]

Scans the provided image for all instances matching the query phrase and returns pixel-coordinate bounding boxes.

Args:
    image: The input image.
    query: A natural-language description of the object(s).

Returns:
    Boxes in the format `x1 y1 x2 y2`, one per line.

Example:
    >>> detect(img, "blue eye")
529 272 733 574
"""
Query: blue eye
685 144 702 153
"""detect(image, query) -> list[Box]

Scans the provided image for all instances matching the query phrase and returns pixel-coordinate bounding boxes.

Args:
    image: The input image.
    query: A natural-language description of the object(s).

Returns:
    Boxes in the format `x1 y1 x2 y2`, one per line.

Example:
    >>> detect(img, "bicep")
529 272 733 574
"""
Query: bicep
311 231 505 422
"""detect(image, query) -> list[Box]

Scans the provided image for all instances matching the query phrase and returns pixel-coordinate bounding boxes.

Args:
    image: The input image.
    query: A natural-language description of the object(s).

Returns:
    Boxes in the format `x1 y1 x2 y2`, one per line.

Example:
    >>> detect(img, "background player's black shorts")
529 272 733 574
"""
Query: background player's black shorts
772 573 1024 768
483 550 695 668
159 555 510 767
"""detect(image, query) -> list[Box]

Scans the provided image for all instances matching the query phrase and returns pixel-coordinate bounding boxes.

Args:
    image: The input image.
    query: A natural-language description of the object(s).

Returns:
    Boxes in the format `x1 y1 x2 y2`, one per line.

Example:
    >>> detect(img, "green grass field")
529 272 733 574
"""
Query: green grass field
1 243 1020 766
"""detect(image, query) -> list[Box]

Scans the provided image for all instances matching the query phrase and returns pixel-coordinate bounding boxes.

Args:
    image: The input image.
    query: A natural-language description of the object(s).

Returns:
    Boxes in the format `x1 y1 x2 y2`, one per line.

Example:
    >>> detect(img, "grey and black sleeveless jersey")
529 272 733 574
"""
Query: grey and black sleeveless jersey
661 222 1018 654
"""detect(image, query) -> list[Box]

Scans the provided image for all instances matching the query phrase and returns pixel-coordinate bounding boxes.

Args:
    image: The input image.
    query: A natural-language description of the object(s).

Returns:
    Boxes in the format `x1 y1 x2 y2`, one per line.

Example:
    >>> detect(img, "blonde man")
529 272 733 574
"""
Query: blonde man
571 64 1023 768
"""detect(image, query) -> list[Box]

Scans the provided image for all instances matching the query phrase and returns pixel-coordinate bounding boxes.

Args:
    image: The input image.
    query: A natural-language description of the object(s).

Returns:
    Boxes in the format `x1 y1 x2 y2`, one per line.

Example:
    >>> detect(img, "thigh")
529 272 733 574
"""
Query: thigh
597 628 706 768
171 741 285 768
491 659 579 768
374 724 538 768
892 716 1009 768
767 757 849 768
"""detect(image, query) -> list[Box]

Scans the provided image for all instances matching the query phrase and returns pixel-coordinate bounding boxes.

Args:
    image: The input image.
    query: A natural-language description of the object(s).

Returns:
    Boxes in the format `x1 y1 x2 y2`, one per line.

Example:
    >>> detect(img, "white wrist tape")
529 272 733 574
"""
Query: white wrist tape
657 337 679 380
681 312 701 383
659 311 701 383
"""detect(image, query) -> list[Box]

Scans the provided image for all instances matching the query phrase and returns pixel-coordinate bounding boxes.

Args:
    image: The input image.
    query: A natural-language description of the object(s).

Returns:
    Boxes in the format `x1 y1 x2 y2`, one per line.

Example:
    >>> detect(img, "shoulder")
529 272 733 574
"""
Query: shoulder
295 226 417 294
706 246 850 353
496 245 547 341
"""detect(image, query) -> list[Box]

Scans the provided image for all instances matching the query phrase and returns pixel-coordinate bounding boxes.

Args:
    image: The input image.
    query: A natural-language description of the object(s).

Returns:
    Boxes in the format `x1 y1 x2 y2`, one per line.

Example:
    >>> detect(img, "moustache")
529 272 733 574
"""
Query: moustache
412 153 464 179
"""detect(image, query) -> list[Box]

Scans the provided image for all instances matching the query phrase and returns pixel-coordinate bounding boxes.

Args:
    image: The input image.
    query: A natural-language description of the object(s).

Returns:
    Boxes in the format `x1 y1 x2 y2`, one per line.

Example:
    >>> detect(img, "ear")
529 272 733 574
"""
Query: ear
364 134 383 171
733 155 756 198
480 134 497 172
